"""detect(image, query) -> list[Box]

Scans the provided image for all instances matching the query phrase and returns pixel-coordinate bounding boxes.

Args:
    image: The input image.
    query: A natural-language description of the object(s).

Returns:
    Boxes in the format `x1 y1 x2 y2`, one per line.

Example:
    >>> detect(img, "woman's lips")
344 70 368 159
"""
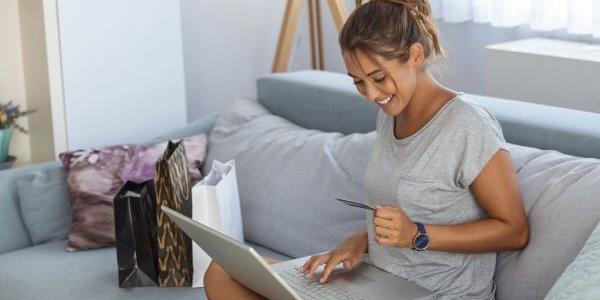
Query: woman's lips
377 94 393 105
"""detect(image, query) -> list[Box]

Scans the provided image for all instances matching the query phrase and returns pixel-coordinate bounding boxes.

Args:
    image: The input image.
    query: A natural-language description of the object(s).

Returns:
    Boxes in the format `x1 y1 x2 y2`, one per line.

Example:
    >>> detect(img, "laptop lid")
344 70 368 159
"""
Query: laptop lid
160 205 300 300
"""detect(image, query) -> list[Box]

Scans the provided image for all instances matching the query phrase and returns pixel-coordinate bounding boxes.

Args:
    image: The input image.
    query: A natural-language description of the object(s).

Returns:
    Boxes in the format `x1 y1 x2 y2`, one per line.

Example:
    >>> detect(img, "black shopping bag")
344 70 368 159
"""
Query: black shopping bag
114 180 159 288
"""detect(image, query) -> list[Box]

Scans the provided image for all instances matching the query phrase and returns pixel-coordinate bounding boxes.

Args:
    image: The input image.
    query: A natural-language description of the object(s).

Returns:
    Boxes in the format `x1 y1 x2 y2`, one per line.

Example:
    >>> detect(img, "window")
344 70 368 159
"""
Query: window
430 0 600 37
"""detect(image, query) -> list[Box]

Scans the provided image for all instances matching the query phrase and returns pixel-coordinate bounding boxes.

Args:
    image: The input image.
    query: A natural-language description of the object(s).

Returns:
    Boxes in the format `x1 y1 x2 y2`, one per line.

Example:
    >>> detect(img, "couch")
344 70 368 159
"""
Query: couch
1 70 600 300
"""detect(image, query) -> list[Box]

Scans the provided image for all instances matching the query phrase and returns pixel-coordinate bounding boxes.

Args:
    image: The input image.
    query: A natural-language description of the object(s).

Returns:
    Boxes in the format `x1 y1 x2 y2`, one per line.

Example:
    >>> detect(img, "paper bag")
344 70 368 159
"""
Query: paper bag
191 159 244 287
114 180 159 288
155 140 193 287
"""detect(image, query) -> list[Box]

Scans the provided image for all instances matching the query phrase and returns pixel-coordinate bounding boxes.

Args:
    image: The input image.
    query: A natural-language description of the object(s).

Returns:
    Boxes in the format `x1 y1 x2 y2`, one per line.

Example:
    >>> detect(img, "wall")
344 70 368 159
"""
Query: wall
54 0 188 150
19 0 55 162
181 0 361 121
180 0 286 120
0 0 31 163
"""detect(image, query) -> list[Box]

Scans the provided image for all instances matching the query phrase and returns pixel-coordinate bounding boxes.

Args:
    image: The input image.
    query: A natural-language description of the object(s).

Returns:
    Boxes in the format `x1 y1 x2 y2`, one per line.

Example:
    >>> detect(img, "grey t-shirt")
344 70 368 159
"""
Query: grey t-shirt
363 93 510 299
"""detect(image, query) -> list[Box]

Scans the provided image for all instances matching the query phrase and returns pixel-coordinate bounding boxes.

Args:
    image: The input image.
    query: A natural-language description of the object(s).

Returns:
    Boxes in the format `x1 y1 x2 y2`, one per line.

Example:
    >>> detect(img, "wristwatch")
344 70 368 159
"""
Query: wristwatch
412 222 429 251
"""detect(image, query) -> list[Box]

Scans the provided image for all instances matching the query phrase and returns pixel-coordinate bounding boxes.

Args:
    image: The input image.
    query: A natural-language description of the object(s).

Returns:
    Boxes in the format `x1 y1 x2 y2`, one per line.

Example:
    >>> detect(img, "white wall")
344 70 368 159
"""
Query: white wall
180 0 286 120
181 0 361 121
0 0 31 163
54 0 188 151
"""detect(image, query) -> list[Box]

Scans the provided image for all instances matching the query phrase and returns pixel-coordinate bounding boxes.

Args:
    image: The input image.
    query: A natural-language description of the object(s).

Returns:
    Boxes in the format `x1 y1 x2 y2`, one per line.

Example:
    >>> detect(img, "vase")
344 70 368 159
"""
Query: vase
0 129 13 163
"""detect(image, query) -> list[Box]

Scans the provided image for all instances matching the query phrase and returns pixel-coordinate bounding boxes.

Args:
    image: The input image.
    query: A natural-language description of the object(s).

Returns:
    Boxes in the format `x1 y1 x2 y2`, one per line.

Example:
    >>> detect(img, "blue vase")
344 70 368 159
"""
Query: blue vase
0 129 13 163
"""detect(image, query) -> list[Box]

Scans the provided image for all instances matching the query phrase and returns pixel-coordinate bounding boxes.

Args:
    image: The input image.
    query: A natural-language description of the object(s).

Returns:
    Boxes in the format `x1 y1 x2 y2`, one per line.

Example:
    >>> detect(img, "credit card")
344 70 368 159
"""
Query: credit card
335 198 375 211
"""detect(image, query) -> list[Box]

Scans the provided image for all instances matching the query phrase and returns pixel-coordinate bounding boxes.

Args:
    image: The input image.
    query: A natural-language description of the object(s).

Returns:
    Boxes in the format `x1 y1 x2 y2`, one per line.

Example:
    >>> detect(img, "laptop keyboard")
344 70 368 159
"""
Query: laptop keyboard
280 267 367 300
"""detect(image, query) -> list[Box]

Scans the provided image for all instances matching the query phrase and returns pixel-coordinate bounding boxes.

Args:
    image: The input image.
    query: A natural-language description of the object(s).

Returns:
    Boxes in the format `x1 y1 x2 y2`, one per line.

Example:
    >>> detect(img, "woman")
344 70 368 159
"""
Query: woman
204 0 529 299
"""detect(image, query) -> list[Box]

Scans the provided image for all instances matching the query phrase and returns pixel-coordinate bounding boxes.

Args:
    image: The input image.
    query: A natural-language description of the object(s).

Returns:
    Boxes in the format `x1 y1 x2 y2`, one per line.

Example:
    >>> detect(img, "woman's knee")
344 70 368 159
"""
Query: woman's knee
203 257 280 299
204 260 226 296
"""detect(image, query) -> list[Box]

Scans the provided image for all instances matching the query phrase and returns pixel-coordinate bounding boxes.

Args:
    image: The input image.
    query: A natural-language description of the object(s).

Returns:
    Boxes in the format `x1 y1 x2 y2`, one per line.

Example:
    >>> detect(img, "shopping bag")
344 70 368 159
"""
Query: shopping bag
114 180 159 288
191 159 244 288
155 140 193 287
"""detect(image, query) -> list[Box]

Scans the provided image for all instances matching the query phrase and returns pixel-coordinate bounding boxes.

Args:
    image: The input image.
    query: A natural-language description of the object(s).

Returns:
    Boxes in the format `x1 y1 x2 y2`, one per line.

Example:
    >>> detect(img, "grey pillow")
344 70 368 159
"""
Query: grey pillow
203 98 375 258
495 144 600 300
545 220 600 299
17 167 72 245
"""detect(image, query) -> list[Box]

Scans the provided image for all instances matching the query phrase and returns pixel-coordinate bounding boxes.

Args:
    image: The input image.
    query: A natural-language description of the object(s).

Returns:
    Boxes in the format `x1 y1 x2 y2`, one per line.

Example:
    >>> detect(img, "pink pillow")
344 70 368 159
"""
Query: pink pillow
59 134 207 251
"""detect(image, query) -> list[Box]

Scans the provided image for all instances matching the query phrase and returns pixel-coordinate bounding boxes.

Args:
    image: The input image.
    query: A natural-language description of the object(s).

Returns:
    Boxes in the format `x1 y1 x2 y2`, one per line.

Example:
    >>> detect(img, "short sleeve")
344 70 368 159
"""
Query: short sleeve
457 105 510 189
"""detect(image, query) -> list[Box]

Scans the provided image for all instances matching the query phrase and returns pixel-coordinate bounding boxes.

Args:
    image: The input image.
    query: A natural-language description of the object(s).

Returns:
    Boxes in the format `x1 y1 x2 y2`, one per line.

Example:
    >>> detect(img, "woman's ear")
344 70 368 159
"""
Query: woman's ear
408 43 425 69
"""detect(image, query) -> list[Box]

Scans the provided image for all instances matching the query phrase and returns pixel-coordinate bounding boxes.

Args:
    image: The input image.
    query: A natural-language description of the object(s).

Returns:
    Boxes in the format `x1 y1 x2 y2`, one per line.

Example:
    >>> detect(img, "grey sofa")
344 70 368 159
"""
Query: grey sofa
1 70 600 300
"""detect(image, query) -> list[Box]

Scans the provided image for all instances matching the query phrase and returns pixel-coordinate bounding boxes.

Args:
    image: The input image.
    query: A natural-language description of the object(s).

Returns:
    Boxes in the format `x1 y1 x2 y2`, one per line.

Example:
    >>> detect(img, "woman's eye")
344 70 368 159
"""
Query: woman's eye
352 76 385 85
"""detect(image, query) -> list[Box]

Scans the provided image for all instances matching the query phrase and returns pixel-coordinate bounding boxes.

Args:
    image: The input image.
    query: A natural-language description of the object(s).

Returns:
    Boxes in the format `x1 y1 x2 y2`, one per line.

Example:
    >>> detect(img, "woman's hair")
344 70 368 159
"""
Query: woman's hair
340 0 444 67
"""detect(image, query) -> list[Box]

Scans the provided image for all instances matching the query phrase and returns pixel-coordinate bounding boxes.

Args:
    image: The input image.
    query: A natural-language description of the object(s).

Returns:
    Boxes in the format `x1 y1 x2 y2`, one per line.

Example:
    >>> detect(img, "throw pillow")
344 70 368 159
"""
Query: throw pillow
17 167 72 245
495 144 600 299
60 133 207 251
203 98 375 258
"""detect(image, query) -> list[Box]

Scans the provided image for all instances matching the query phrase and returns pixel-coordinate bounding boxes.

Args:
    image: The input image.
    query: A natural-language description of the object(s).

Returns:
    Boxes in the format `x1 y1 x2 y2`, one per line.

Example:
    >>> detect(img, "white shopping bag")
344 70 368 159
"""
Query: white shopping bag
191 159 244 288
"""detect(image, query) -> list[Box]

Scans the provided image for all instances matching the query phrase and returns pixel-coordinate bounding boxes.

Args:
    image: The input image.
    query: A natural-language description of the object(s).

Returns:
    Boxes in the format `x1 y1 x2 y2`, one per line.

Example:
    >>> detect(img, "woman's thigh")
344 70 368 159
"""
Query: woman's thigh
204 256 281 300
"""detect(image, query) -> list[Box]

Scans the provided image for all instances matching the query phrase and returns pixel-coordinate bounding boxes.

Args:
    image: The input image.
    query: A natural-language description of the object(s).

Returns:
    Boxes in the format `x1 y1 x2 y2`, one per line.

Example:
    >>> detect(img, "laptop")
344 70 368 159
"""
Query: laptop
161 205 433 300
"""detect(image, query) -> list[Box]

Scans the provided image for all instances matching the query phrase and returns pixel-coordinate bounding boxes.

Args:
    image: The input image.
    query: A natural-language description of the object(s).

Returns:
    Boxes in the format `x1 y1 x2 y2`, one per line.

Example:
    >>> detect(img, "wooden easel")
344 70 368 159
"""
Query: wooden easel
272 0 350 73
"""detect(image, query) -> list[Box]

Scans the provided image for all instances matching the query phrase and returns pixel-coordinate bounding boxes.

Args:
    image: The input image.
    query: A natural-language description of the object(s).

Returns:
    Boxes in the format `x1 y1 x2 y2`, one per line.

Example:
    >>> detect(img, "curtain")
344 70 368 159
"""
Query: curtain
430 0 600 38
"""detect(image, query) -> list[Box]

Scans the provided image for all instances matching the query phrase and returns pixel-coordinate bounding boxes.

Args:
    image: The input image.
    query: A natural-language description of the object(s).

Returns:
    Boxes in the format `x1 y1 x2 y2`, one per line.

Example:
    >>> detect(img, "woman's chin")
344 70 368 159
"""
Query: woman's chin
379 101 397 115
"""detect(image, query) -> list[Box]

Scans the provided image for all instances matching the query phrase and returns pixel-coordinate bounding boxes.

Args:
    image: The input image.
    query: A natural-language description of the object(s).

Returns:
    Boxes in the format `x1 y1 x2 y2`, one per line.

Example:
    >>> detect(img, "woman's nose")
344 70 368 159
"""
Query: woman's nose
364 82 384 102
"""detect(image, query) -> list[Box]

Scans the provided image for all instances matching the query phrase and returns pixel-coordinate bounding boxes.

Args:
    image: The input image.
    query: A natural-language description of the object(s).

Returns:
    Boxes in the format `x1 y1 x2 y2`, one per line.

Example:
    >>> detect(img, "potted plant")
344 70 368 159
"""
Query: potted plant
0 101 36 163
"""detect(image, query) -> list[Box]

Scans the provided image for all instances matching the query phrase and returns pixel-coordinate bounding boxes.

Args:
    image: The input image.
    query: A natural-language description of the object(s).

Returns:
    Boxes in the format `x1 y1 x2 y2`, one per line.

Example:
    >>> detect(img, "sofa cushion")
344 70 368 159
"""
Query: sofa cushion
0 240 205 299
59 134 208 251
203 98 374 258
17 167 72 245
0 239 288 300
495 144 600 300
545 220 600 299
0 161 62 255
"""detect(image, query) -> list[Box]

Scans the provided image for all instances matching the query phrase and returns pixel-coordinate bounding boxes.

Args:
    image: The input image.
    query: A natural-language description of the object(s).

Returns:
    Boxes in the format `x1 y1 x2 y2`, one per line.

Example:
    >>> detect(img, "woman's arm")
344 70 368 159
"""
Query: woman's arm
373 150 530 252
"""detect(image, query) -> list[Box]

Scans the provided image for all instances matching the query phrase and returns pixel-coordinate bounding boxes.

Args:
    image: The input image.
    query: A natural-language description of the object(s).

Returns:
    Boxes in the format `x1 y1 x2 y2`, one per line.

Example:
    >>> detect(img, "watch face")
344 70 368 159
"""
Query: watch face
414 234 429 250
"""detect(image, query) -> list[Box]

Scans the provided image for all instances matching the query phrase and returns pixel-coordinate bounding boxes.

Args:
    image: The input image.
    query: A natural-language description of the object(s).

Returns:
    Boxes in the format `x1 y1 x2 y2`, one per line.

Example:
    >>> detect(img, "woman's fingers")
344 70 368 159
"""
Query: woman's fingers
319 254 347 283
343 260 352 270
375 207 399 219
343 256 361 271
373 216 396 229
301 256 316 272
374 225 396 238
302 253 327 272
304 255 330 280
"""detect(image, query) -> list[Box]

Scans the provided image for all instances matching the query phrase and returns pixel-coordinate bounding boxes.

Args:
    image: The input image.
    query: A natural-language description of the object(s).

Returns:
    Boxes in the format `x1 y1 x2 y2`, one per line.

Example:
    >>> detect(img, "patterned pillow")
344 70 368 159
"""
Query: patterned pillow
59 134 207 251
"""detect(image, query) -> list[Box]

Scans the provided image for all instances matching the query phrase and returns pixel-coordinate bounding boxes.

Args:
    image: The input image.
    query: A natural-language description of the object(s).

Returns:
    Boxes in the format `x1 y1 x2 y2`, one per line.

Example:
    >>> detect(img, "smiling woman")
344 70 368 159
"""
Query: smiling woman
302 0 529 299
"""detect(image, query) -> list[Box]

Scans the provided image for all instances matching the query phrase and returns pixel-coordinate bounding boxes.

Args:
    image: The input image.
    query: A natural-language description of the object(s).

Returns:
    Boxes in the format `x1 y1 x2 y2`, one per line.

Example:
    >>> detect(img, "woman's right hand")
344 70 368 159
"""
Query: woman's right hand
300 229 368 283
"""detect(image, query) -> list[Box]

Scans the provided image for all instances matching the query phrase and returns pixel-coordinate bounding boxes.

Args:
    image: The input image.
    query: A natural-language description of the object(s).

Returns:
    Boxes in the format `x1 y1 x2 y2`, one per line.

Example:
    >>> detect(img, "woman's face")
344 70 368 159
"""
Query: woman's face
343 48 420 116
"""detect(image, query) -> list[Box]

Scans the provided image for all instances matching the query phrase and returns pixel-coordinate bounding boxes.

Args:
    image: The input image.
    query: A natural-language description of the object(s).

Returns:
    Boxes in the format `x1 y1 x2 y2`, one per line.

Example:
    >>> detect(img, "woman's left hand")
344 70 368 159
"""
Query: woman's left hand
373 205 418 249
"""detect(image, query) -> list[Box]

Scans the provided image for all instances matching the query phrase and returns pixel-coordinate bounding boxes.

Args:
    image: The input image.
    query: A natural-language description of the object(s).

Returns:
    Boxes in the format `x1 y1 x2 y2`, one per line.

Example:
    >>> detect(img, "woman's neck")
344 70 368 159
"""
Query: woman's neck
401 71 455 123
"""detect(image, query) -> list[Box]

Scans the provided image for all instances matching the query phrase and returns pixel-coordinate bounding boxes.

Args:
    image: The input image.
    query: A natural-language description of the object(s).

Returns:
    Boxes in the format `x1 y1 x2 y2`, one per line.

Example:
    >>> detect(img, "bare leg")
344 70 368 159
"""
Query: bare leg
204 257 281 300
